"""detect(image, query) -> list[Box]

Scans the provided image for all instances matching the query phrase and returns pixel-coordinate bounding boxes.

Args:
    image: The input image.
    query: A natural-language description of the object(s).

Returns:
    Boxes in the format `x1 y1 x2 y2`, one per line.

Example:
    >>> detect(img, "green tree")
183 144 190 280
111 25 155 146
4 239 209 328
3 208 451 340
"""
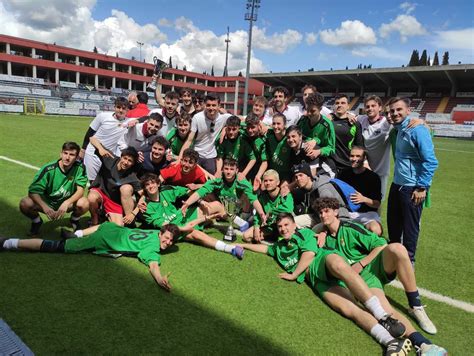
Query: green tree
419 50 428 66
168 56 173 67
408 49 419 66
93 46 98 53
433 51 440 65
442 51 449 65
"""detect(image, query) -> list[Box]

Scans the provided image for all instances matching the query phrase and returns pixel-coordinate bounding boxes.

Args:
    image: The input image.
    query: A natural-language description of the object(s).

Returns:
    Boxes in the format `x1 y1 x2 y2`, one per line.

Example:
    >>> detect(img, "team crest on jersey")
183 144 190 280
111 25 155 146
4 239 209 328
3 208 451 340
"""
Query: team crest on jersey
163 201 168 207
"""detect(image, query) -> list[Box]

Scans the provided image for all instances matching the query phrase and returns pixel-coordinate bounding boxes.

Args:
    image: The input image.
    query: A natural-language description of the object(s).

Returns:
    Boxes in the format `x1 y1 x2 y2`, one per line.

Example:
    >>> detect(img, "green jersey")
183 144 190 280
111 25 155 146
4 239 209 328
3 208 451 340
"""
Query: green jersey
324 221 387 265
267 228 318 283
297 114 336 157
265 129 292 181
216 134 256 170
243 132 267 163
166 128 190 156
143 186 197 228
254 191 294 226
65 222 162 266
196 177 257 203
28 160 88 210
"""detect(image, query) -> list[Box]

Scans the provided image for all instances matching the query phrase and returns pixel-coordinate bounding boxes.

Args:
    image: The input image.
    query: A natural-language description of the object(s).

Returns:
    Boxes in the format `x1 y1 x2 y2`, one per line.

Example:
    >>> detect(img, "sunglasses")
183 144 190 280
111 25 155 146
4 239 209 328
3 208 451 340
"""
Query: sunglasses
210 121 215 133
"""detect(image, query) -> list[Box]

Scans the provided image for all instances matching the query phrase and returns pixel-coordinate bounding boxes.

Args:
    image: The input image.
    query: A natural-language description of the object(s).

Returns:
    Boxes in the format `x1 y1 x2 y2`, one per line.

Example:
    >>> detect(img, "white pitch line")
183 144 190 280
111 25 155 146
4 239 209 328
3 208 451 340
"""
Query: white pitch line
389 280 474 313
435 148 473 154
0 156 39 170
1 154 474 313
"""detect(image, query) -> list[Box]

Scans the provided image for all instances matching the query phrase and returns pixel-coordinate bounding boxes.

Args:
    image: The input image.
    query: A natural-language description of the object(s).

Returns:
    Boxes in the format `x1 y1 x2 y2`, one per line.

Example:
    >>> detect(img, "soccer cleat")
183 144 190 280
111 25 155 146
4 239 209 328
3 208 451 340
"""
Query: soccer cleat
379 315 406 338
28 217 43 236
408 306 437 334
60 228 76 240
70 217 81 232
231 246 244 260
386 338 412 356
416 343 448 356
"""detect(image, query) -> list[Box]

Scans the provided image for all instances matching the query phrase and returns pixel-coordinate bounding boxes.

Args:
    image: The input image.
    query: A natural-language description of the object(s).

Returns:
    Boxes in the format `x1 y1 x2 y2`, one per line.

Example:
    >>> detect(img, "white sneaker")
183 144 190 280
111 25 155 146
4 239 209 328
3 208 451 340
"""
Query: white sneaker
408 306 437 334
416 343 447 356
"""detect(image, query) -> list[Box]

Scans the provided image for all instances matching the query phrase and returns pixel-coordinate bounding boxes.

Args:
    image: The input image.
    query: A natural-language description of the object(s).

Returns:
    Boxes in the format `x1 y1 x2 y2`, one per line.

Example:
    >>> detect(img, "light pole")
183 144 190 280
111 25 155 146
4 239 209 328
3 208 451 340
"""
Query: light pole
137 41 144 62
243 0 260 115
224 26 231 77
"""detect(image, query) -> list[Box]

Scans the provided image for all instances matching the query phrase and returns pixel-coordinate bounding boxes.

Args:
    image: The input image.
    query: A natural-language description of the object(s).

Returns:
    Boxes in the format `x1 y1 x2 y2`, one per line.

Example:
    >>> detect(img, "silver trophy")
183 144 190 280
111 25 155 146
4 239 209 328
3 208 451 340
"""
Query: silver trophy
147 56 168 91
223 198 239 242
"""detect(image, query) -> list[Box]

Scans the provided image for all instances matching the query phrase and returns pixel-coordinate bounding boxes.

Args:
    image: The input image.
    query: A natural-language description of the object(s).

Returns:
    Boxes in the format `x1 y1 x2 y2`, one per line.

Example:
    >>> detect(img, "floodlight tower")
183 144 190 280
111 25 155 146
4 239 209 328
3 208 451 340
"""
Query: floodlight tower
224 26 231 77
137 41 144 61
243 0 261 115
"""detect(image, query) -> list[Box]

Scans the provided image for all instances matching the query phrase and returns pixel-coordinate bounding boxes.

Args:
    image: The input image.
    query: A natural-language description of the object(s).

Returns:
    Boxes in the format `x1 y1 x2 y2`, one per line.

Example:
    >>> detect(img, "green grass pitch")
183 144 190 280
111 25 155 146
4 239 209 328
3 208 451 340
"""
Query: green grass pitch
0 113 473 354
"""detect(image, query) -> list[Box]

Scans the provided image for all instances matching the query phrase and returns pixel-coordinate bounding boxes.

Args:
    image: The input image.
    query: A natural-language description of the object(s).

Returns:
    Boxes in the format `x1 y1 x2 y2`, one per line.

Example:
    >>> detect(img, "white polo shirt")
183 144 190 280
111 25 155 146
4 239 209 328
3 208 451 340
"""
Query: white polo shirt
262 105 301 127
149 108 178 137
117 122 159 153
191 111 230 159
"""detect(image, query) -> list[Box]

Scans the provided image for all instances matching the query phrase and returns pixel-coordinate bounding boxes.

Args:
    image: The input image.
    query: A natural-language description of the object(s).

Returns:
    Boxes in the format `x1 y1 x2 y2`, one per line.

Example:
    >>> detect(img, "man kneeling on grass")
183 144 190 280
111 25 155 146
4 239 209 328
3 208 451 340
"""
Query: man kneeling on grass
20 141 89 235
238 212 413 356
0 223 180 291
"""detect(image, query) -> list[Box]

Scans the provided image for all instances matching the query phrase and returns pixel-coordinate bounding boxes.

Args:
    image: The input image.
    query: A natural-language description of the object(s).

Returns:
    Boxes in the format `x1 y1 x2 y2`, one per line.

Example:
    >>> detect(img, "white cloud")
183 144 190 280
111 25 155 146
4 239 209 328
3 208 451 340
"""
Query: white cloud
174 16 198 33
432 28 474 51
400 2 417 14
0 2 284 74
305 32 317 45
351 46 406 61
252 27 303 54
3 0 96 30
319 20 377 47
158 18 172 27
380 14 427 43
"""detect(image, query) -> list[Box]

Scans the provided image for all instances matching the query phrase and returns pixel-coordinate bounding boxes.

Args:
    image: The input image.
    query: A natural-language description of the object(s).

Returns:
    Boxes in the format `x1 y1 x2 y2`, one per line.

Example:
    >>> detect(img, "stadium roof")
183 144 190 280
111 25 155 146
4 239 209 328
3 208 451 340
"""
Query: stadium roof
251 64 474 94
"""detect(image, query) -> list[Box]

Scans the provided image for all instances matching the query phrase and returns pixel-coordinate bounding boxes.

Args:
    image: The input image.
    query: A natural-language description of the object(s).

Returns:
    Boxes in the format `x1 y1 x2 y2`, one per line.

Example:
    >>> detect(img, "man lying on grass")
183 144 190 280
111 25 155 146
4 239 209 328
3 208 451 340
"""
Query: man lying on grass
137 173 245 260
313 197 446 355
237 212 412 356
0 222 180 292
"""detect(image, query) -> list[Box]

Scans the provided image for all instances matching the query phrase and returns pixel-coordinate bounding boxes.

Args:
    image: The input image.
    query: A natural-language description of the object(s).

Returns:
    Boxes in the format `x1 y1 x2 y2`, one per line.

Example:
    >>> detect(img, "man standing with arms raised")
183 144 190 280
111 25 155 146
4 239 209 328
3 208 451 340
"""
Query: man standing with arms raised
386 97 438 265
178 93 230 174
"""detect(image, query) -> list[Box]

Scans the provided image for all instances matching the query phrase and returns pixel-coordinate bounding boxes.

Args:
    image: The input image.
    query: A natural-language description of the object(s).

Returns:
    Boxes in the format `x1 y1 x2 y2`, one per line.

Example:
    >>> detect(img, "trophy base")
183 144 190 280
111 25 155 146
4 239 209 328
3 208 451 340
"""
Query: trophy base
223 234 236 242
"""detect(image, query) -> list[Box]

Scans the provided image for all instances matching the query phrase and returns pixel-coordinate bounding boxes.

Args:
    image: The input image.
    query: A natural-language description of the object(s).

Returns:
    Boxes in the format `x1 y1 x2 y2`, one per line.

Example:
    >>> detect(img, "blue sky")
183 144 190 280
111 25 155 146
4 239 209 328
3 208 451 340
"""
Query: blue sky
1 0 473 74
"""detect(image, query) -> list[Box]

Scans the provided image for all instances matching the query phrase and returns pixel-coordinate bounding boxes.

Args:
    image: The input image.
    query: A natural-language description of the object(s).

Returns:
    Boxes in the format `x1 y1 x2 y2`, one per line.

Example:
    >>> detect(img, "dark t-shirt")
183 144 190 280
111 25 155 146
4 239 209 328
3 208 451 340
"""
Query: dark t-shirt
91 155 141 203
331 114 364 173
137 151 171 178
338 168 381 213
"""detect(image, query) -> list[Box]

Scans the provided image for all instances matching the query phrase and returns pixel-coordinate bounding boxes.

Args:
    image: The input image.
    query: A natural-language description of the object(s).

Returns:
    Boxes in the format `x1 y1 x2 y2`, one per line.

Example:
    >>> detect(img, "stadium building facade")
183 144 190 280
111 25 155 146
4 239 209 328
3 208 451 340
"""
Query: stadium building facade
0 34 265 114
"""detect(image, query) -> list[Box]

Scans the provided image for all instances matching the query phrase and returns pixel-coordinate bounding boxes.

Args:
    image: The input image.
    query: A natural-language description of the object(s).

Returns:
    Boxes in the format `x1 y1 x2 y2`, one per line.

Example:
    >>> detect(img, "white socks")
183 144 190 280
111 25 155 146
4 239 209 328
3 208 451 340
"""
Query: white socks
2 238 19 250
364 296 388 321
75 230 84 238
215 240 233 254
370 324 393 346
233 216 249 232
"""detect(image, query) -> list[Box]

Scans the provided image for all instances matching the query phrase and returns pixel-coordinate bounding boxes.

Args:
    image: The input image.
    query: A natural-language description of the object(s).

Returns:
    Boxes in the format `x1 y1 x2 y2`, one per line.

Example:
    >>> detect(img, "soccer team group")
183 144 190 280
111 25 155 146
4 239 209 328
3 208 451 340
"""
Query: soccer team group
1 80 446 355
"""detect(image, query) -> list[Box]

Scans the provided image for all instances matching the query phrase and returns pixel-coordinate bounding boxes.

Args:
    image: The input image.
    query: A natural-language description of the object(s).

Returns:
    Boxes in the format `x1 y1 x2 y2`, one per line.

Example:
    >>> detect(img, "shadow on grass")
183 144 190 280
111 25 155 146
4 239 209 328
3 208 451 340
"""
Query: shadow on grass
0 198 289 355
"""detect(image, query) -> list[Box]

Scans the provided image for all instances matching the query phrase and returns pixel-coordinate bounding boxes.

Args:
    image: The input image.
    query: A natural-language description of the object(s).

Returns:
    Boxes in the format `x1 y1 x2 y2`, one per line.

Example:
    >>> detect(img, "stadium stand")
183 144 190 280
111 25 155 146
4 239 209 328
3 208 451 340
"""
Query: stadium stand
419 97 442 117
444 97 474 113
